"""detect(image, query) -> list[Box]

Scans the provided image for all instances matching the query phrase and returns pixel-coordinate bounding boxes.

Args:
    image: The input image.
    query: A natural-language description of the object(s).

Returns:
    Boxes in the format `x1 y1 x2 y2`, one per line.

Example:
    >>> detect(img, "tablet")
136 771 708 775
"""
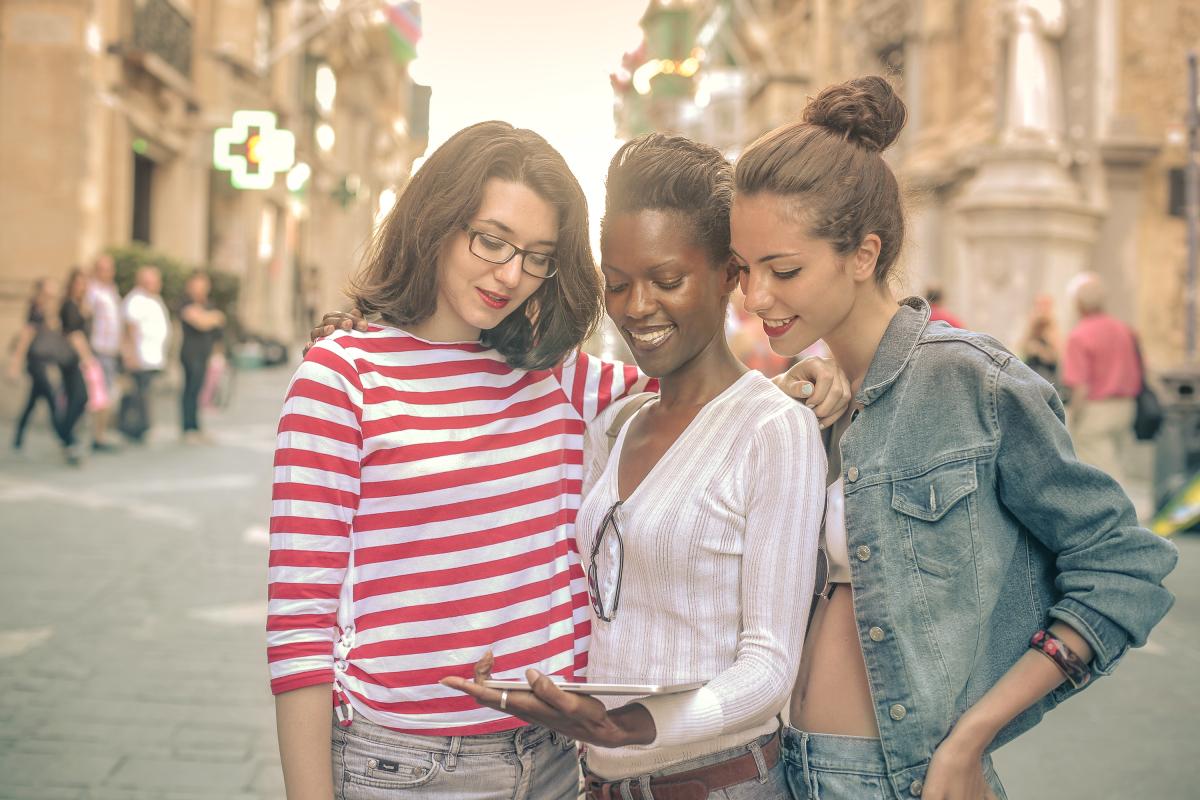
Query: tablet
481 679 704 696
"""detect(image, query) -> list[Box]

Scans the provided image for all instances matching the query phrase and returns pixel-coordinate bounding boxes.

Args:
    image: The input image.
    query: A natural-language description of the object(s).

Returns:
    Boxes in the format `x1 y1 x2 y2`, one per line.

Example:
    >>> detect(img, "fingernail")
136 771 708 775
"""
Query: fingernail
324 325 333 334
800 383 814 398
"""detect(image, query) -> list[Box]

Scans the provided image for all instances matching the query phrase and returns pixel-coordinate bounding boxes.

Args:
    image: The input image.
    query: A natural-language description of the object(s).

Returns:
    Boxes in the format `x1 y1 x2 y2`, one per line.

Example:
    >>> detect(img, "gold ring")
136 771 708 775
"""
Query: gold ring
500 689 510 711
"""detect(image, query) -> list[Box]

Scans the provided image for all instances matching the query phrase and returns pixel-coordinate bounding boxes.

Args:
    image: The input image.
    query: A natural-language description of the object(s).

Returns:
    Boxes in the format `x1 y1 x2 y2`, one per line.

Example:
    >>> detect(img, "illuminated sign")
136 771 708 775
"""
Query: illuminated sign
213 111 296 190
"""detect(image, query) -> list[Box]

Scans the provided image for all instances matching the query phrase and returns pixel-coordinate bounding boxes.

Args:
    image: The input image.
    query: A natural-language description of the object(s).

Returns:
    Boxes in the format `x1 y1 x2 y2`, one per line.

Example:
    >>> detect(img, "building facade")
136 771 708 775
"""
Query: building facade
0 0 428 352
614 0 1199 371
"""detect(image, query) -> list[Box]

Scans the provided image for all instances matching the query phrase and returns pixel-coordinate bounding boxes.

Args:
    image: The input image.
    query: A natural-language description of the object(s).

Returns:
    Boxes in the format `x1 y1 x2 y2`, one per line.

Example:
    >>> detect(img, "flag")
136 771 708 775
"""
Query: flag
385 2 421 63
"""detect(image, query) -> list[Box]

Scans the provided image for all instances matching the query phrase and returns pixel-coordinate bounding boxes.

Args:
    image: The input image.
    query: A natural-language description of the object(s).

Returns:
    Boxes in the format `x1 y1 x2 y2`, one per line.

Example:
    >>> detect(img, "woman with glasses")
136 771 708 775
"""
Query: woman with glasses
729 77 1176 800
444 134 827 799
272 121 842 800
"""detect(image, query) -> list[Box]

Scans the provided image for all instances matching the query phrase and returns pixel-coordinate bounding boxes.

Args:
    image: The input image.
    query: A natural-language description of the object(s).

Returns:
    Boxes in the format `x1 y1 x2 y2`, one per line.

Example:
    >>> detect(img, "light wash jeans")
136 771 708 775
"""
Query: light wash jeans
782 728 1007 800
331 715 580 799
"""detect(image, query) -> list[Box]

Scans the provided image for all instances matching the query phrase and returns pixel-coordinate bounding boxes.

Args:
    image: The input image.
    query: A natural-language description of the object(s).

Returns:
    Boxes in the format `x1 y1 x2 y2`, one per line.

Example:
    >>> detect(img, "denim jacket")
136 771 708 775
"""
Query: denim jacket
838 297 1177 797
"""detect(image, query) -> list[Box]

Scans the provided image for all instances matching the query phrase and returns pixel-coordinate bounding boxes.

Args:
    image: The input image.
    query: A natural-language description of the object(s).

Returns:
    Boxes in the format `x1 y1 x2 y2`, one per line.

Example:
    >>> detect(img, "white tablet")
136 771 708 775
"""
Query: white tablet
481 679 704 696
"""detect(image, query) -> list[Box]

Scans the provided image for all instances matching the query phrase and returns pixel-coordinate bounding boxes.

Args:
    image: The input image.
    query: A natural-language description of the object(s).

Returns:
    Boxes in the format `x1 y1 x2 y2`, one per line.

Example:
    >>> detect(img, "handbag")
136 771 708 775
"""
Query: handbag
1132 336 1163 441
28 330 77 367
83 359 110 411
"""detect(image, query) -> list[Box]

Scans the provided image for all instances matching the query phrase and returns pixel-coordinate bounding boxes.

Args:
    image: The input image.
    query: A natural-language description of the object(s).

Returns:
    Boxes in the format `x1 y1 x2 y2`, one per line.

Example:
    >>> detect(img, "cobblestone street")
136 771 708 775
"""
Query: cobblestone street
0 366 1196 798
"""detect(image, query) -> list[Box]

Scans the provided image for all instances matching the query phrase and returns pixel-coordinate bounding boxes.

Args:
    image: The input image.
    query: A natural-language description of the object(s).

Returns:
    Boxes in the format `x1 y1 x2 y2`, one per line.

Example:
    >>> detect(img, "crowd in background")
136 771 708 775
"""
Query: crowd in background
5 254 226 465
5 253 1147 485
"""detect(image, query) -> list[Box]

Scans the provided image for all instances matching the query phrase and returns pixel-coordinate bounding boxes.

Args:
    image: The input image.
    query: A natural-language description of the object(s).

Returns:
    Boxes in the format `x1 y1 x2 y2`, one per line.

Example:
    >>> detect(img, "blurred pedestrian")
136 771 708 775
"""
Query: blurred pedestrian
1063 271 1142 486
1019 292 1062 392
178 271 225 443
6 278 81 464
58 268 95 456
86 253 122 451
924 285 965 328
119 265 170 444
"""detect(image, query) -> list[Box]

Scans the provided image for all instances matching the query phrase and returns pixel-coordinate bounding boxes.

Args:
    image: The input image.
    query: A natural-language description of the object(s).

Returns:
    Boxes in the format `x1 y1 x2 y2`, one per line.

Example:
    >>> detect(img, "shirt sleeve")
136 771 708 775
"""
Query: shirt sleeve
61 301 86 335
266 336 364 695
636 405 827 746
553 350 658 423
993 358 1177 681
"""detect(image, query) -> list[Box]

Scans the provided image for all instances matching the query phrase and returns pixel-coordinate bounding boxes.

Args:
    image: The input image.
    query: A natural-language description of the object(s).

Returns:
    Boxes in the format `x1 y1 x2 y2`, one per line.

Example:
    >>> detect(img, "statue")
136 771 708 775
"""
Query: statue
1001 0 1067 148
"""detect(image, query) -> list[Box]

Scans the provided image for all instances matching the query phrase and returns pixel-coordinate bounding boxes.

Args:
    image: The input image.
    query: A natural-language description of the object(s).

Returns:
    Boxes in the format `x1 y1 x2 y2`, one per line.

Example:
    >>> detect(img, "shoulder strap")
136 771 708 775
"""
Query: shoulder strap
605 393 657 454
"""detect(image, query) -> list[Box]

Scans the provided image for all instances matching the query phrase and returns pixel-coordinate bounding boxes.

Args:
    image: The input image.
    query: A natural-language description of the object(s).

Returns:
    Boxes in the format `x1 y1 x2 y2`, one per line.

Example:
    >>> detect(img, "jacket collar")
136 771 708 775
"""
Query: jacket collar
856 296 929 407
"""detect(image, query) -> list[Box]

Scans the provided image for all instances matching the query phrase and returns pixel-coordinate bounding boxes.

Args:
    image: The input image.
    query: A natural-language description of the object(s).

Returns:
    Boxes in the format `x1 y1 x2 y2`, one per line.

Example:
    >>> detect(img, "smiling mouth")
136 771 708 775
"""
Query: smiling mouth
476 288 511 309
761 316 798 337
625 324 676 351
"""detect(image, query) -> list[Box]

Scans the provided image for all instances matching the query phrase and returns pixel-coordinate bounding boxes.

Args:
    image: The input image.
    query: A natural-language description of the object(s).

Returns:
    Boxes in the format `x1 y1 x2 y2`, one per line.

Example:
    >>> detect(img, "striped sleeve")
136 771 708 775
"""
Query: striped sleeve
553 350 656 423
267 338 364 695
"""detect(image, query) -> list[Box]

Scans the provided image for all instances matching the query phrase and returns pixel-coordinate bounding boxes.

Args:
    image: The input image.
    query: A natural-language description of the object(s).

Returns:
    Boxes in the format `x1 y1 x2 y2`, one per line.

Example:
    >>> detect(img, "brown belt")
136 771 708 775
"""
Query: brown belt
583 733 780 800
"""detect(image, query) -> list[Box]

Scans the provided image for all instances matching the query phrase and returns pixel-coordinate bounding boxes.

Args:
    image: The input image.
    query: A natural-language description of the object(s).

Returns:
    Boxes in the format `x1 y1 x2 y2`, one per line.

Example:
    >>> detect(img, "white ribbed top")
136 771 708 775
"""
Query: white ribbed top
577 371 826 779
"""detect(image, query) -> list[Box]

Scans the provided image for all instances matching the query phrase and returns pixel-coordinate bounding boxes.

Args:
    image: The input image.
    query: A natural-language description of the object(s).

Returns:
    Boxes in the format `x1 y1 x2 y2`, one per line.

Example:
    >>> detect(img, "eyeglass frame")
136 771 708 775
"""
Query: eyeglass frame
587 499 624 622
464 226 559 279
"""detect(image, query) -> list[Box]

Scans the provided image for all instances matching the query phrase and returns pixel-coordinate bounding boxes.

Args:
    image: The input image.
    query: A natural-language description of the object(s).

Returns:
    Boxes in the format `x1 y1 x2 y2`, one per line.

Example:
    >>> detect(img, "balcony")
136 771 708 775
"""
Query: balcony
131 0 193 80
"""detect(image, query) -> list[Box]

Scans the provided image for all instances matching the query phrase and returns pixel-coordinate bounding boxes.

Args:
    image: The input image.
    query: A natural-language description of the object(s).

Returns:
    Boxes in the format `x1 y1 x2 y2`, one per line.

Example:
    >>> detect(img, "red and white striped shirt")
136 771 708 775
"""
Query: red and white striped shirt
267 324 648 735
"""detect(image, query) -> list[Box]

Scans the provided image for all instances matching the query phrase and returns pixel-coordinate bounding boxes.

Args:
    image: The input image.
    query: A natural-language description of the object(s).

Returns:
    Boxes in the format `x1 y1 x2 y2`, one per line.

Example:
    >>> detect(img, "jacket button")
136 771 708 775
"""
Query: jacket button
889 703 907 721
847 466 860 482
869 626 886 642
856 545 871 561
910 778 924 796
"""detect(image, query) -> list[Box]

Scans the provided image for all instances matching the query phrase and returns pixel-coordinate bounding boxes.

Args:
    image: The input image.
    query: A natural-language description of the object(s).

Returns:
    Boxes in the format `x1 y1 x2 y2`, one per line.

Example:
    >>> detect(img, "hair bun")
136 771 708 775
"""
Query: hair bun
802 76 907 152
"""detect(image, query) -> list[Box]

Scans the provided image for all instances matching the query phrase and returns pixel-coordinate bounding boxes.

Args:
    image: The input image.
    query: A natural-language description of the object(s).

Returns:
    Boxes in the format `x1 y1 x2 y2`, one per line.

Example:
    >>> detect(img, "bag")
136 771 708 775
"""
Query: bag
83 359 110 411
605 393 656 454
1132 336 1163 441
28 330 77 367
117 391 145 440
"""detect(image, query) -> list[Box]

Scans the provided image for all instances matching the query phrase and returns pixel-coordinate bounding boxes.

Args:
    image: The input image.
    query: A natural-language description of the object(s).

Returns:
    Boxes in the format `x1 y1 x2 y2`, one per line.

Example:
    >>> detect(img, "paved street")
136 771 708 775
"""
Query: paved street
0 365 1197 799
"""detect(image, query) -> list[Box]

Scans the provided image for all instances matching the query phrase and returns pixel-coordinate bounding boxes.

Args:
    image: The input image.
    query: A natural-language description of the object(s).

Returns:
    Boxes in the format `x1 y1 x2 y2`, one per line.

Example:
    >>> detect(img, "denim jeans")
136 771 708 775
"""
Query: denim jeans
585 732 789 799
782 727 1007 800
331 715 580 799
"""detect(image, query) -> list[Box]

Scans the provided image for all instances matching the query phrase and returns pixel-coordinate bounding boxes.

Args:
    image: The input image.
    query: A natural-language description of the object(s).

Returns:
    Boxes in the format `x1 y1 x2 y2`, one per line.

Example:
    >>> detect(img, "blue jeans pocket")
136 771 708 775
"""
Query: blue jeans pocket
337 730 441 796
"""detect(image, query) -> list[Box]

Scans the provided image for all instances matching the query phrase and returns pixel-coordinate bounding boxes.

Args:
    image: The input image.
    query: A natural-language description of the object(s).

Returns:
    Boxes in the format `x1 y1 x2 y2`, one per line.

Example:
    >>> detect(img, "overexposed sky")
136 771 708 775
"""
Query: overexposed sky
410 0 649 244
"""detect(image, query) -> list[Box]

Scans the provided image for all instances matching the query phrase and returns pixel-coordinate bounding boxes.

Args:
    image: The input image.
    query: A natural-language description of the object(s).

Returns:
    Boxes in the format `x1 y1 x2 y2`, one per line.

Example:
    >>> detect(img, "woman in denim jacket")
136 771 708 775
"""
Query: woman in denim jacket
730 76 1178 800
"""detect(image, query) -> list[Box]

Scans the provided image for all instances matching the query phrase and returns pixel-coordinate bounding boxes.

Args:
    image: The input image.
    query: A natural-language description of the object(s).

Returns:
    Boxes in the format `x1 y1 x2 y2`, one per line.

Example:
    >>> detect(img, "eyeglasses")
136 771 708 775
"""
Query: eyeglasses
465 227 559 279
587 500 624 622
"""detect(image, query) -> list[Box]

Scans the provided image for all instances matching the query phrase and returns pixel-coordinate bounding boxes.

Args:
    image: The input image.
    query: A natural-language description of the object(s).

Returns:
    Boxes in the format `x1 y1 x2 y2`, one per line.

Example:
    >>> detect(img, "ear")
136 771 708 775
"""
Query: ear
851 234 882 283
721 255 740 295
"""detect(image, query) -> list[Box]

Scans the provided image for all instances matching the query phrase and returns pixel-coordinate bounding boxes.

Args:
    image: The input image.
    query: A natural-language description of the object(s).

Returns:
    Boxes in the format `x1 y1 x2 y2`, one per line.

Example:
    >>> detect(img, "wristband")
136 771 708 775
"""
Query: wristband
1029 629 1092 689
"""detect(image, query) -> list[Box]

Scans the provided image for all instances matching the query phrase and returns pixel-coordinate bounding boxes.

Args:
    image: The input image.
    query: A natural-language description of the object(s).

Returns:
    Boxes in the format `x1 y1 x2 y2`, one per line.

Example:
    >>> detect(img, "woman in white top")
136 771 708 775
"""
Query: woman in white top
444 134 827 798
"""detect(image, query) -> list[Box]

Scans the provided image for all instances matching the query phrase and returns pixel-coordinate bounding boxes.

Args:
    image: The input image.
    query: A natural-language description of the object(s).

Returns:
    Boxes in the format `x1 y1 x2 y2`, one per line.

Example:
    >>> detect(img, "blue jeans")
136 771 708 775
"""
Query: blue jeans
331 715 579 799
782 728 1007 800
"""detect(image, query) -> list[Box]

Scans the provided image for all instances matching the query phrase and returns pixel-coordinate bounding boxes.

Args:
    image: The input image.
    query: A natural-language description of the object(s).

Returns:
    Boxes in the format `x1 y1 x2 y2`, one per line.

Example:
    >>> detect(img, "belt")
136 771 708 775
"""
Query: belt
583 733 779 800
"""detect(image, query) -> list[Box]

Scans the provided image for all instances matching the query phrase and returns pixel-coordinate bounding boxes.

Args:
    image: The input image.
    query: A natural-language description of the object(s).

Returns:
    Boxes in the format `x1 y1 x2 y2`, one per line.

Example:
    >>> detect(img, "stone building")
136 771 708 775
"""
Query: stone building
614 0 1199 370
0 0 428 352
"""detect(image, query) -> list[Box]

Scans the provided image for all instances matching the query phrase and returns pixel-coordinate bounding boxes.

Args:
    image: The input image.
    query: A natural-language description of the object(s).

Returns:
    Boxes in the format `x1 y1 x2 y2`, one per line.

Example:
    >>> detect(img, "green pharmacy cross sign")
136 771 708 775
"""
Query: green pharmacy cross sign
213 110 296 190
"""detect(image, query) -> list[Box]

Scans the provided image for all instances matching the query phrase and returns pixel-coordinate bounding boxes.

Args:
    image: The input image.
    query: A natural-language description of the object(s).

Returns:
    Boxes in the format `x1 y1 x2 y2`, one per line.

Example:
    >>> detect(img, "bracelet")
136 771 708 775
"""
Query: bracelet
1029 629 1092 689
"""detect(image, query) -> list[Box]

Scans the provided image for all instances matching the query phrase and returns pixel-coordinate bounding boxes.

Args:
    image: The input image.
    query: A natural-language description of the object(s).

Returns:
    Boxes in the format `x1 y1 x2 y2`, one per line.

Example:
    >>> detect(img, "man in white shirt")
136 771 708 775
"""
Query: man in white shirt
86 254 123 450
120 266 170 443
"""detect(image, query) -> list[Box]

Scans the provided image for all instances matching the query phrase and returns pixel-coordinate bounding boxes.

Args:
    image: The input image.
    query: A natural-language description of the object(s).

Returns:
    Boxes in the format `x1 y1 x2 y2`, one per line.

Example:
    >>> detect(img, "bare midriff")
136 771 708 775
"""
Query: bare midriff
790 584 880 736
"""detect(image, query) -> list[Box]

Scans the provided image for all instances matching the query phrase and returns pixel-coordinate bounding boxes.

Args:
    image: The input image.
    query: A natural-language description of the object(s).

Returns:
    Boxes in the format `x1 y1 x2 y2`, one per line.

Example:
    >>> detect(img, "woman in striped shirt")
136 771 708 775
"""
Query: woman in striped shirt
272 122 843 800
444 136 827 798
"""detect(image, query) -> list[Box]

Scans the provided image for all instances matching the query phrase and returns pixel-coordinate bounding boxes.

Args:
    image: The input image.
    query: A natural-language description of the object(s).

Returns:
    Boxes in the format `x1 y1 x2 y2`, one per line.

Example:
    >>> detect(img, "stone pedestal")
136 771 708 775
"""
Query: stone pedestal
952 145 1100 347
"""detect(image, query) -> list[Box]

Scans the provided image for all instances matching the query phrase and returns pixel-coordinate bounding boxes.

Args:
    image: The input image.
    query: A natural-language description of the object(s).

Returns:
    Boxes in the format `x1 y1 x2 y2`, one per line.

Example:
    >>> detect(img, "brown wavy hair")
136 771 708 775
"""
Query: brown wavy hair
349 121 601 370
735 76 907 285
